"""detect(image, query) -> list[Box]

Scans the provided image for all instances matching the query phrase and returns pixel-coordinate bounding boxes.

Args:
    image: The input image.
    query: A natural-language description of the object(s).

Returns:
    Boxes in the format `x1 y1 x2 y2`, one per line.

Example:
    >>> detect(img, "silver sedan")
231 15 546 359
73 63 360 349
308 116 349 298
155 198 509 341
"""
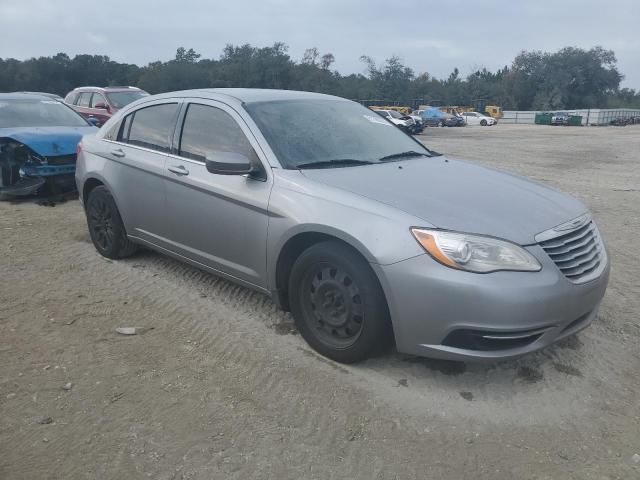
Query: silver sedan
76 89 609 363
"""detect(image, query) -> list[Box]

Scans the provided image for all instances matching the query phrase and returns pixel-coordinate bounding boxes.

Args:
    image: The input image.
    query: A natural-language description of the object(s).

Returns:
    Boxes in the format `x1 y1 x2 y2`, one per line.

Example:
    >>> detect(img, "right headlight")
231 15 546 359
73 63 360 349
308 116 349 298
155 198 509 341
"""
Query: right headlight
411 228 542 273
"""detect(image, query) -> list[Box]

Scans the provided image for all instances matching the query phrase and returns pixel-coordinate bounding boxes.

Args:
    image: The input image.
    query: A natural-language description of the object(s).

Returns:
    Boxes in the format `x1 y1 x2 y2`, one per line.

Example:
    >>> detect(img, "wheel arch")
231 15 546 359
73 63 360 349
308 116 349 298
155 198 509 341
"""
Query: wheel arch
82 176 105 206
272 226 382 312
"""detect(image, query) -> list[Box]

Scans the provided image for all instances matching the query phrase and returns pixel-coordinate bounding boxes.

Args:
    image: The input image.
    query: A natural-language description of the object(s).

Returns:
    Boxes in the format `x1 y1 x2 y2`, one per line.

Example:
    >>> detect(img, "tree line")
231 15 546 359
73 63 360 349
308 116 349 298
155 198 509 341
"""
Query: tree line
1 43 638 110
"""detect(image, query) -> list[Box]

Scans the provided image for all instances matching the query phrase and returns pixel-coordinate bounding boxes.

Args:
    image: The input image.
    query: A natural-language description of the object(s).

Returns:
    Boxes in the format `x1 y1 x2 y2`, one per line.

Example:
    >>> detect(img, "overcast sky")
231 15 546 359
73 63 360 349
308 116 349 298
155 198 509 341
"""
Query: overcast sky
1 0 638 88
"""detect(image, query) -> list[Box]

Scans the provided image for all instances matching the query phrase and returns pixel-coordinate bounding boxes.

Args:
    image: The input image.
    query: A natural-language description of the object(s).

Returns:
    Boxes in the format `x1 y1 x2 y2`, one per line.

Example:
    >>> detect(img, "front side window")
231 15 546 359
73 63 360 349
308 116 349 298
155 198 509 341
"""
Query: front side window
125 103 178 152
91 93 107 108
179 103 256 162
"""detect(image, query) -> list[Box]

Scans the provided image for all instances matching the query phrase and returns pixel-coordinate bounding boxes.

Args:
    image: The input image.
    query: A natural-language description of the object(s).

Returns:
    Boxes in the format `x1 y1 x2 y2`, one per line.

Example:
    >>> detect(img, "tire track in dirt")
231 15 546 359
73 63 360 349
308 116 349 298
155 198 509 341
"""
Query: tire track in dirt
3 228 448 479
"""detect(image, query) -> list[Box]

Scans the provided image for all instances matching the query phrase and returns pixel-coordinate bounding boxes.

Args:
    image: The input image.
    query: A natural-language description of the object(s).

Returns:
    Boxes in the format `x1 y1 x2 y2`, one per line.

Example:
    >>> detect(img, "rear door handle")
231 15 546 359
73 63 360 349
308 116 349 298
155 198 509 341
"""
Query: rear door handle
168 165 189 176
110 148 125 158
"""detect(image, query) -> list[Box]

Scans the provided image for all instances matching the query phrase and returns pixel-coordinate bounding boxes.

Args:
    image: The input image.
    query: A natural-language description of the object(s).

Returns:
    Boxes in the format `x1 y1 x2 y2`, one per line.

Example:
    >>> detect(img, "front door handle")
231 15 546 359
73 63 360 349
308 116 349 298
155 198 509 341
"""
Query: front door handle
110 148 125 158
168 165 189 176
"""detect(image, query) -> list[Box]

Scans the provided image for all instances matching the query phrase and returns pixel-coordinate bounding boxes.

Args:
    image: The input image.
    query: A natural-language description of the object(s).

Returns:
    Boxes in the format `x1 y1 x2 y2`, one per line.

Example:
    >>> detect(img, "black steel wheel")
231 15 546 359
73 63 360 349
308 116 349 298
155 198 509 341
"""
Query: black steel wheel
302 264 364 349
289 241 392 363
86 186 137 259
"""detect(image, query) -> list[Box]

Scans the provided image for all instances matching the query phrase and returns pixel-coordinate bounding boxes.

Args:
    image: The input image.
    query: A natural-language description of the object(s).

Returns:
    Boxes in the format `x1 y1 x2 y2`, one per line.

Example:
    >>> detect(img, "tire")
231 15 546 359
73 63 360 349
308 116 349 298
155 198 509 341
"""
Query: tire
288 241 392 363
86 185 137 259
480 119 488 126
439 120 445 127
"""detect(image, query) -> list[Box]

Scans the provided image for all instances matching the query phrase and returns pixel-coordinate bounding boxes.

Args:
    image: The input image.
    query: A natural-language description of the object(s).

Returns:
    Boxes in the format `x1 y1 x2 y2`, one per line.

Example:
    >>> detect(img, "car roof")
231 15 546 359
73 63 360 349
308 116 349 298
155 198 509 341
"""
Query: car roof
0 92 54 101
71 86 143 93
144 88 346 105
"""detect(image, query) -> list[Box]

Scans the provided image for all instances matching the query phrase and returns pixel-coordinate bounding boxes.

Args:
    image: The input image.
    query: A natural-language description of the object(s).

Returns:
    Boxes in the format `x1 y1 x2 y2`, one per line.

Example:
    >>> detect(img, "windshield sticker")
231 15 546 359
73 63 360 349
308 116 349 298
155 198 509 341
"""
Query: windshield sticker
362 114 392 126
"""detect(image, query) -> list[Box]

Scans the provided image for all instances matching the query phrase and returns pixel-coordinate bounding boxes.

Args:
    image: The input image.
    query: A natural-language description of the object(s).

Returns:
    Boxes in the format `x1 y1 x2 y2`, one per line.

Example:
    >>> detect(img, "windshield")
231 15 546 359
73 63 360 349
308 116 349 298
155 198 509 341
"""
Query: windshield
0 99 89 128
388 110 403 119
245 99 433 169
106 90 148 109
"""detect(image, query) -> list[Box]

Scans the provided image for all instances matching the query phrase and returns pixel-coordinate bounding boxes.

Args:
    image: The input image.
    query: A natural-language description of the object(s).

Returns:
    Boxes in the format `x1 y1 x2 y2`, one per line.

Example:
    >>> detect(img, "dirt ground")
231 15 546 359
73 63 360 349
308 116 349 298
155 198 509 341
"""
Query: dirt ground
1 124 639 479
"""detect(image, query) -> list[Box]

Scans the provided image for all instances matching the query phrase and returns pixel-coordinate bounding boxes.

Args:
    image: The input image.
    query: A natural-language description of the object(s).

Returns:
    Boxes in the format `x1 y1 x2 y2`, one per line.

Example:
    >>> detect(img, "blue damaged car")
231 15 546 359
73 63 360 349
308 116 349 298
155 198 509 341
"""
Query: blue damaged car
0 93 97 198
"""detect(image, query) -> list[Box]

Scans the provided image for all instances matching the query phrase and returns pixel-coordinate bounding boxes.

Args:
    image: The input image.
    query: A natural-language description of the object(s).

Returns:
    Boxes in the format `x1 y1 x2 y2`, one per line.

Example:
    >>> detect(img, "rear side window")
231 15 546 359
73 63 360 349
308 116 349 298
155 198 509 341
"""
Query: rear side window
125 103 178 152
178 103 256 162
78 93 92 107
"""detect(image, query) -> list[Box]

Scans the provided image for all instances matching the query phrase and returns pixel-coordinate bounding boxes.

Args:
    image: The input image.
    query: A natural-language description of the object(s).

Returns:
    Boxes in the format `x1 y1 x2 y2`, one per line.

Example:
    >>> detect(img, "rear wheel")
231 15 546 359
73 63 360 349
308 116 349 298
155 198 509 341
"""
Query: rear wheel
86 186 137 259
289 241 392 363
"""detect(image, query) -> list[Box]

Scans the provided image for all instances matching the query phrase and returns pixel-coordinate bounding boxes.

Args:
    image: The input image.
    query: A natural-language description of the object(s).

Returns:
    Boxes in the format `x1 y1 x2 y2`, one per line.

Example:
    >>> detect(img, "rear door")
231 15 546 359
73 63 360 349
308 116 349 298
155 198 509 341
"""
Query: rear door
162 100 273 288
104 100 181 247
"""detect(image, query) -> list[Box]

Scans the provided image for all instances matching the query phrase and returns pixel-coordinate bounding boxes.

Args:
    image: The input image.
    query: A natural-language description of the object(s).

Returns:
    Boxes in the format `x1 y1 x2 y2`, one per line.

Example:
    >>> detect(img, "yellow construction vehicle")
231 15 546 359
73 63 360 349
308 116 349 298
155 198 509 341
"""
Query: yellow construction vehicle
370 105 412 115
483 105 503 119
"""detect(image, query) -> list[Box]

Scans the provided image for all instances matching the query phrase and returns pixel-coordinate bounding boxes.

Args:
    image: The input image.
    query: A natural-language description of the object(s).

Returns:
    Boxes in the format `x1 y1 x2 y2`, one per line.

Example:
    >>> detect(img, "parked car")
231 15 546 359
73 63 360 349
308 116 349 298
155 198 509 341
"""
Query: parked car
461 111 497 126
417 107 464 127
0 93 97 198
407 113 425 132
609 117 630 126
373 109 421 133
64 86 149 126
76 89 609 364
551 112 570 125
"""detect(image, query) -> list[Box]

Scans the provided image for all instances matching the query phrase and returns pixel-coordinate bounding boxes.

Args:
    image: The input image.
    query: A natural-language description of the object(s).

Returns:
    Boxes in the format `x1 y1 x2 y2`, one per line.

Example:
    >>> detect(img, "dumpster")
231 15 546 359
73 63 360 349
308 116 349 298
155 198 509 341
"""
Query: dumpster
535 113 552 125
568 115 583 126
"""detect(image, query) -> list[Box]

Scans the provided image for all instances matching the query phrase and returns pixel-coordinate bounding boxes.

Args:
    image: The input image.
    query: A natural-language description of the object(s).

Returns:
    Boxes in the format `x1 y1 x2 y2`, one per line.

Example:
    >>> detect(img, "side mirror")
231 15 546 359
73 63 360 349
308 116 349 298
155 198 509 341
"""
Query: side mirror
94 102 108 110
205 152 253 176
87 117 101 127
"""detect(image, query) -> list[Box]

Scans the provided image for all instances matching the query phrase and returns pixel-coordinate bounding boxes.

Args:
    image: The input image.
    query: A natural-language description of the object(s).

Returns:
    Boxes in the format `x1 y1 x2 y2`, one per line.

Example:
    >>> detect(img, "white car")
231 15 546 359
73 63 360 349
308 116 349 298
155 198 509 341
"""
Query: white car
374 109 415 132
461 112 497 126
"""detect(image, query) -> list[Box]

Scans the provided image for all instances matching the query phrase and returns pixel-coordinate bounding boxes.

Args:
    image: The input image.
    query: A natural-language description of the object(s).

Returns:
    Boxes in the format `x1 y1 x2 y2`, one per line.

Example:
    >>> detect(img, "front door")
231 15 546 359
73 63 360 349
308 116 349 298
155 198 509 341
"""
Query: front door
89 93 111 126
163 101 273 288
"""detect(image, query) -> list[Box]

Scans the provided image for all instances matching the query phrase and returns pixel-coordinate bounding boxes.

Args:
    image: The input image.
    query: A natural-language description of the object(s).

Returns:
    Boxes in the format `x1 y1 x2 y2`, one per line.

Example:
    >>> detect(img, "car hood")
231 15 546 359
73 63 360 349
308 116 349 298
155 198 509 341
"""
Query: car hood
300 156 587 245
0 126 97 156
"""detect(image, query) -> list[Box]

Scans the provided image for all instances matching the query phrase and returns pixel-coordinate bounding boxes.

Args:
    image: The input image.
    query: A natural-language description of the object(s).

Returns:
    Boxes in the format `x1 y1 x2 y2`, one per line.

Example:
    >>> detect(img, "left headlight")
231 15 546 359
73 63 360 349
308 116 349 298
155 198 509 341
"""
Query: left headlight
411 228 542 273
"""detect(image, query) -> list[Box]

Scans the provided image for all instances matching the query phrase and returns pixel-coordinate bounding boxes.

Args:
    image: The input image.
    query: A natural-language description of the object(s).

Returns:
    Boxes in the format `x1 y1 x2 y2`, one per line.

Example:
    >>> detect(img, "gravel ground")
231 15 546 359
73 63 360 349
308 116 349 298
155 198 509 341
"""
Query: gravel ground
1 124 639 479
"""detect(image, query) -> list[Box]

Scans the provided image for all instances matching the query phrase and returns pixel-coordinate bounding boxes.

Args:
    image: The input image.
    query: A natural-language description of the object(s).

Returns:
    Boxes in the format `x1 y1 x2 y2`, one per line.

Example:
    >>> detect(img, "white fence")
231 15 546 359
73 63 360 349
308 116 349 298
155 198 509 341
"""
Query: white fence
501 108 640 125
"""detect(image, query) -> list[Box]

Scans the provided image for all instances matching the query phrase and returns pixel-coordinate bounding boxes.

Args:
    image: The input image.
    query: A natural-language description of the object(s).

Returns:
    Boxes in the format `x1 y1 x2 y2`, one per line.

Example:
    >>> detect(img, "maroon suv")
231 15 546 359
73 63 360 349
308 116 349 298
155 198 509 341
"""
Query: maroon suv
64 86 149 126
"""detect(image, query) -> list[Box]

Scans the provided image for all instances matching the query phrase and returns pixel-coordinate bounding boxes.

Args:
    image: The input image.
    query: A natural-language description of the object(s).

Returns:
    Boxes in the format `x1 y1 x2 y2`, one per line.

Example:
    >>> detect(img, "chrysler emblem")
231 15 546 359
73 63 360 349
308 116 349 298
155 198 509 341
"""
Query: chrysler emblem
554 214 589 232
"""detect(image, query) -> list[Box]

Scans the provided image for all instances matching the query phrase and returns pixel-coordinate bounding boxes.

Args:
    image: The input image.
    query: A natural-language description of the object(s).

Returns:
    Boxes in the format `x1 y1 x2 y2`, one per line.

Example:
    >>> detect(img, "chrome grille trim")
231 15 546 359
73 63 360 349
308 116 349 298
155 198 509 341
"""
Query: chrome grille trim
537 217 605 283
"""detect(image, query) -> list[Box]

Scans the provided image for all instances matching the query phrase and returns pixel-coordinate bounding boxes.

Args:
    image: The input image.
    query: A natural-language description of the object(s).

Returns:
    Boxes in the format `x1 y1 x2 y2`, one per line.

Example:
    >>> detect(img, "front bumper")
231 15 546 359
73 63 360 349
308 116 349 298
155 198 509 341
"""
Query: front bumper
374 245 609 361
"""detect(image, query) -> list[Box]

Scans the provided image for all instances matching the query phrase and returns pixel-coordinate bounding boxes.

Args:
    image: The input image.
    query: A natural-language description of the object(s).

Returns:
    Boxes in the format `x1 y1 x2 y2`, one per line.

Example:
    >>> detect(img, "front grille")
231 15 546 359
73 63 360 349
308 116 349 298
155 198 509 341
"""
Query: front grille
539 221 603 283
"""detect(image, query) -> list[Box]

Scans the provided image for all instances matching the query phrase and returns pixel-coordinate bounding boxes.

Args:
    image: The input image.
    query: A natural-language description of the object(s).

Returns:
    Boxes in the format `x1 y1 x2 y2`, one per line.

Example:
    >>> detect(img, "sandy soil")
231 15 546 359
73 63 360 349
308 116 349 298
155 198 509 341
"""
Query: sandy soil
1 124 639 479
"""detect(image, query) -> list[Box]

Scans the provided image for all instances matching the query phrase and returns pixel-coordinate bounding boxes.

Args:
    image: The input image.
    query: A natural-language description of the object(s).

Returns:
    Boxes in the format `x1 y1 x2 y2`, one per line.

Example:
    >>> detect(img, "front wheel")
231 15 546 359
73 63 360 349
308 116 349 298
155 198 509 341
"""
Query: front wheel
86 186 138 259
480 119 488 126
439 120 445 127
289 241 392 363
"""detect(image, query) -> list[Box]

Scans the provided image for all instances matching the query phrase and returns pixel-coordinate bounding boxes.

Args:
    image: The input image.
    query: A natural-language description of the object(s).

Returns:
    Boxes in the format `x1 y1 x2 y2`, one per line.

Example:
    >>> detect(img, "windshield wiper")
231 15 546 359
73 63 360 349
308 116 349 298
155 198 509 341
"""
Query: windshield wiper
297 159 374 169
378 150 431 162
